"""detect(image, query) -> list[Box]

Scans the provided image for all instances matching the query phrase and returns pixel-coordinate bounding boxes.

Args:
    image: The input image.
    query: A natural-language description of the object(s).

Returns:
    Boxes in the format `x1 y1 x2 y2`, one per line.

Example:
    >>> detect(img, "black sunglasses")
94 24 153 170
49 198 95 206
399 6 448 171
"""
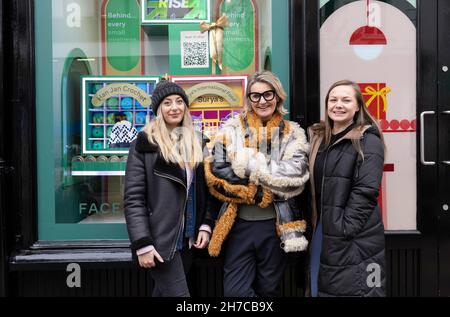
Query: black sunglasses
247 90 276 103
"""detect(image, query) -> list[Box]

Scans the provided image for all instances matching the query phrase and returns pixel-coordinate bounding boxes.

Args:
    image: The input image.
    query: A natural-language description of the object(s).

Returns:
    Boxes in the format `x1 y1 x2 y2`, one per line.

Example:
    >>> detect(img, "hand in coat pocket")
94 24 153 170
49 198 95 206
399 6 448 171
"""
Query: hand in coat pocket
138 249 164 268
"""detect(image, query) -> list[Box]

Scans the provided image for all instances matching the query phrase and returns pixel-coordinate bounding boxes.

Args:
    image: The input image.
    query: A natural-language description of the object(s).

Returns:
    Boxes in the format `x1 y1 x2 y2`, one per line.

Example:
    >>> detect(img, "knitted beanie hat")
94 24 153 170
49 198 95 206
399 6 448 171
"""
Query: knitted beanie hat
151 80 189 114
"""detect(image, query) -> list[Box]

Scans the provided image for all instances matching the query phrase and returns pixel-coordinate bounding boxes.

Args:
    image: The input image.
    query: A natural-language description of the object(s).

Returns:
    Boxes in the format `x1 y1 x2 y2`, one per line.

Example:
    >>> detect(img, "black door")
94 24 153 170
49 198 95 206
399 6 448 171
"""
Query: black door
0 160 6 297
437 0 450 297
292 0 444 297
418 0 450 297
0 0 6 297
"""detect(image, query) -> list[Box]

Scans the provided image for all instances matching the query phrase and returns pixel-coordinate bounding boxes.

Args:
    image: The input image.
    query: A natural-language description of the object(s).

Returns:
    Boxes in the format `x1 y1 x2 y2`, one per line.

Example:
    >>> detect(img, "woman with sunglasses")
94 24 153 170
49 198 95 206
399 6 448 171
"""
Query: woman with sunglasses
205 71 310 296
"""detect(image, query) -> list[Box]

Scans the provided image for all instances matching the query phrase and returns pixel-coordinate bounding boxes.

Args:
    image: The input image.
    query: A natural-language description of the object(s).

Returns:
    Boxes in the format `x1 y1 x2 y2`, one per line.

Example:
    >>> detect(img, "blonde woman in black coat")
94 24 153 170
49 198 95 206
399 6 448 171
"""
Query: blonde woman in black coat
124 81 213 297
308 80 386 297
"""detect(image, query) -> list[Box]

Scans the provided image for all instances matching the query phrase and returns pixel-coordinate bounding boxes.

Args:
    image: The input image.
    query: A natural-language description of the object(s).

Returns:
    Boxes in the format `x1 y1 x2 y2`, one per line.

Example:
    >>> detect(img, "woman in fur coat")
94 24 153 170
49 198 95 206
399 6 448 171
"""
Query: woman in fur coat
205 71 310 297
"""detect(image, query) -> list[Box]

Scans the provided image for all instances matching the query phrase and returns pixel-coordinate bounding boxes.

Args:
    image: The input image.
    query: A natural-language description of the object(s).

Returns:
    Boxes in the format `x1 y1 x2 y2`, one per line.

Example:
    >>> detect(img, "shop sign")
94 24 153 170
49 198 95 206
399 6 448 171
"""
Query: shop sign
79 202 123 215
219 0 258 74
171 75 247 142
91 83 151 108
186 82 240 107
141 0 210 24
102 0 145 75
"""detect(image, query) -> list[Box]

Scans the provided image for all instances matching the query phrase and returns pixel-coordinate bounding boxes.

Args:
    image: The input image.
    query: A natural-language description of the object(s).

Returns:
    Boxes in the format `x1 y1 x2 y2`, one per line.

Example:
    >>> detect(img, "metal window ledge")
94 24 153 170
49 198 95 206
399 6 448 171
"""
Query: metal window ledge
9 241 135 271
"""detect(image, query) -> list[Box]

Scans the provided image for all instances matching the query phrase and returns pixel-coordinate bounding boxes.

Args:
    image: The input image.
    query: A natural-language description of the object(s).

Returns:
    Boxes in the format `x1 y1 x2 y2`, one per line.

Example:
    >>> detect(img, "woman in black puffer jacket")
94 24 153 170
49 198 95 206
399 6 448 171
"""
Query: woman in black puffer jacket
308 80 386 297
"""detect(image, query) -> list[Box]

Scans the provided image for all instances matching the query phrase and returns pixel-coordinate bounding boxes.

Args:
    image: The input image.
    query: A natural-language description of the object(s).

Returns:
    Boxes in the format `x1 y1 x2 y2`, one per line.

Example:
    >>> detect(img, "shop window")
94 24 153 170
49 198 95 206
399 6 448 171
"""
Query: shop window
35 0 289 240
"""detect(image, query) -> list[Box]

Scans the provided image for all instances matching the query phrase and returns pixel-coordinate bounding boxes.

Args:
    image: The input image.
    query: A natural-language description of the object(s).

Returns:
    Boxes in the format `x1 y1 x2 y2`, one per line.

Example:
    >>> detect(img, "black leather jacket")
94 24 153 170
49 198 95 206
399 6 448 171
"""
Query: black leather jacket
124 132 213 261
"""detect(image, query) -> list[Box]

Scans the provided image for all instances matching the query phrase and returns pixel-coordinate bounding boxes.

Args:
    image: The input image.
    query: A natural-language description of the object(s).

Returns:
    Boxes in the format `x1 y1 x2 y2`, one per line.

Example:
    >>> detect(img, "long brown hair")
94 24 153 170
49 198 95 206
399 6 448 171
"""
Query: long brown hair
323 80 385 159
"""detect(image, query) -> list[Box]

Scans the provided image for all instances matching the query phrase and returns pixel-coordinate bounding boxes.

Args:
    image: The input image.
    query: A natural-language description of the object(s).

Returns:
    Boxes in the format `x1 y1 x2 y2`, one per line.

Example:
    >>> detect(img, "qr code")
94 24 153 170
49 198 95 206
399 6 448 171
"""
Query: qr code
180 30 209 69
182 41 209 68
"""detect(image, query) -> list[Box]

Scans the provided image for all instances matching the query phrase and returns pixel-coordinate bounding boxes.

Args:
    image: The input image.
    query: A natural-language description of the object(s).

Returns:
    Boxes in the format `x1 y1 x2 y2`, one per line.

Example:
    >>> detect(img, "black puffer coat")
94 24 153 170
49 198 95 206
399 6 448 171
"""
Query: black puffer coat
124 132 213 261
308 124 386 297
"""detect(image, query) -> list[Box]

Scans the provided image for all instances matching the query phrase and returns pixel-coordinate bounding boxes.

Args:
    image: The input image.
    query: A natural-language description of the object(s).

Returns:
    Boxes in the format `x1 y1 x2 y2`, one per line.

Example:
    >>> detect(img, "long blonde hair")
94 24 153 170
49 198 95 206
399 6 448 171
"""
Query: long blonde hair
143 104 203 169
244 71 288 116
324 80 385 159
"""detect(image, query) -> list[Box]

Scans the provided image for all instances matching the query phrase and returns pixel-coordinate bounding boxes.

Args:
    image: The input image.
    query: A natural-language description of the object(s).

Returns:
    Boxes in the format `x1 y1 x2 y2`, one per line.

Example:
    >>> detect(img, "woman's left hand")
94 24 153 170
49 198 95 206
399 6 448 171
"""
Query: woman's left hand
194 231 211 249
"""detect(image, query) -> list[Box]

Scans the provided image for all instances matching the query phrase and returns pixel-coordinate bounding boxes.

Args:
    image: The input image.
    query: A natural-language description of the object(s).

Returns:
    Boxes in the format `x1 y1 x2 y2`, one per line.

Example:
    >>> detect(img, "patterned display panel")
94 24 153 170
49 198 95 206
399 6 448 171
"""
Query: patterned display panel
81 77 159 155
171 75 247 144
190 109 241 141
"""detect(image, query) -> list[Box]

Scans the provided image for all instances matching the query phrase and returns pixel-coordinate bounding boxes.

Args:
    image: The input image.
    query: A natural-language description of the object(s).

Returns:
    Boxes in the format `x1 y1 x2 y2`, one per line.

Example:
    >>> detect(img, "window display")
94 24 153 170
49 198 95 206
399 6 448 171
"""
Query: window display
219 0 258 75
172 75 247 143
35 0 284 240
81 77 159 155
141 0 211 24
102 0 145 75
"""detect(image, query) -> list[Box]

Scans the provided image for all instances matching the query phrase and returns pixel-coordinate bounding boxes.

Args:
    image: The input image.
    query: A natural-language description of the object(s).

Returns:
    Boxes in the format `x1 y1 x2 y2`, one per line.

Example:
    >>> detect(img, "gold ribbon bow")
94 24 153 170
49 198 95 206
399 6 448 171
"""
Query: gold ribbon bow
364 85 392 114
200 14 229 73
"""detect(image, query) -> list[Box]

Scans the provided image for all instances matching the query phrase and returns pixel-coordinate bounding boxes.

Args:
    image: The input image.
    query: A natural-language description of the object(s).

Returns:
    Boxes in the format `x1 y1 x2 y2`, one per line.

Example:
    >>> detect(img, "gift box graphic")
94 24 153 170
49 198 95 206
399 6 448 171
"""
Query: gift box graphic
358 83 391 120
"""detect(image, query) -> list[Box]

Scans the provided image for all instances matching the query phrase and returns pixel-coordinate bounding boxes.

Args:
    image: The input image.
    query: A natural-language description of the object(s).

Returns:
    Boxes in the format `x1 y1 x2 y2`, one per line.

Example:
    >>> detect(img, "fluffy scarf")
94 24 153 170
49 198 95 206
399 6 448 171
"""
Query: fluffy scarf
206 111 292 257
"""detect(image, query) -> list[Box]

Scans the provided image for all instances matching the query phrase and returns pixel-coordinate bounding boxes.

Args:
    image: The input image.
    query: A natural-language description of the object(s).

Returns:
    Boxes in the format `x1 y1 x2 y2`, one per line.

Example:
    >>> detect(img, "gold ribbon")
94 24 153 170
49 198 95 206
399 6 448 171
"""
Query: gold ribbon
364 85 391 118
200 14 229 73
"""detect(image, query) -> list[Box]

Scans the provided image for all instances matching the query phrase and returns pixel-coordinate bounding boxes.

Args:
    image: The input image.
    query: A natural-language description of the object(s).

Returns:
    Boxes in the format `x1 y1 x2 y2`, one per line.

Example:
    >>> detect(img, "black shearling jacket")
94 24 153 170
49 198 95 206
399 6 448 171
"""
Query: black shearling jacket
124 131 213 261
